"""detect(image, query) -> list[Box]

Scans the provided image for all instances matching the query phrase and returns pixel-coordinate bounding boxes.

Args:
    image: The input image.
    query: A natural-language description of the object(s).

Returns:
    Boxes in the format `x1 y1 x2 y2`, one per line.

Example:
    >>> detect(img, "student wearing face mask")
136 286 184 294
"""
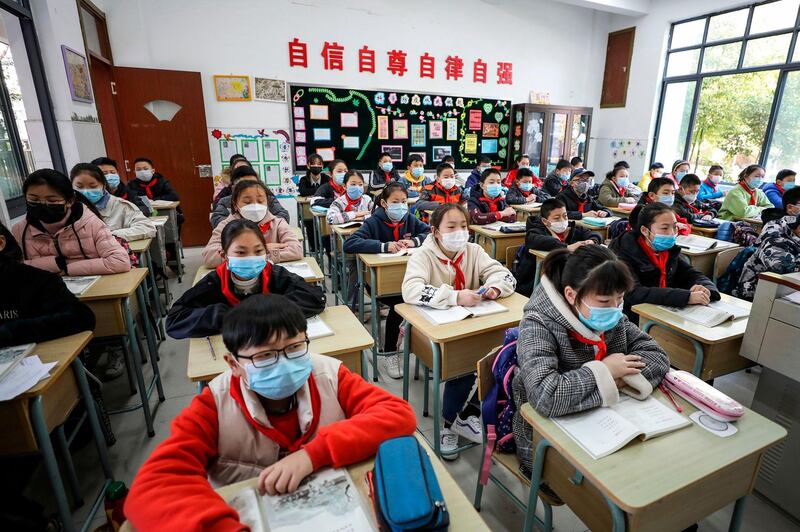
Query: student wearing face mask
598 165 637 208
326 170 373 225
416 163 467 220
12 169 131 276
506 168 545 205
369 152 401 194
297 153 330 197
70 163 156 242
399 154 430 198
718 164 773 221
761 168 797 209
543 159 573 197
609 203 719 322
91 156 151 216
557 169 611 219
503 154 540 188
698 164 725 202
762 182 800 224
468 168 516 225
203 180 302 268
667 160 691 187
131 294 414 530
465 155 493 190
638 162 664 192
402 203 516 456
512 245 669 471
168 221 324 339
628 177 691 235
515 199 602 297
213 155 250 205
211 166 289 230
311 159 348 209
673 173 717 223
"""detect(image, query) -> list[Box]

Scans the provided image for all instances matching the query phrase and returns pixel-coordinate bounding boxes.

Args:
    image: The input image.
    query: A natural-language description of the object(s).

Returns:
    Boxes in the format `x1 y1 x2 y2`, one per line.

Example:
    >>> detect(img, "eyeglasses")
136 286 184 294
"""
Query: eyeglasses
235 338 310 368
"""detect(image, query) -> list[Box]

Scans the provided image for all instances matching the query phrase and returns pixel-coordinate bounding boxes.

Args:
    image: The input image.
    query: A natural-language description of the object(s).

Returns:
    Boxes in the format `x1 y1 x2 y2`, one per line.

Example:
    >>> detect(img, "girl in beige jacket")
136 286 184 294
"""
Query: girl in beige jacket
402 203 516 458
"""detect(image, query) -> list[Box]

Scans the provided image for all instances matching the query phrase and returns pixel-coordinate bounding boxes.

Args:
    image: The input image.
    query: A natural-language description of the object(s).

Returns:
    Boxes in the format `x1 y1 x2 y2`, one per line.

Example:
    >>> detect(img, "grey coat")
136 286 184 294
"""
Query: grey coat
210 195 290 229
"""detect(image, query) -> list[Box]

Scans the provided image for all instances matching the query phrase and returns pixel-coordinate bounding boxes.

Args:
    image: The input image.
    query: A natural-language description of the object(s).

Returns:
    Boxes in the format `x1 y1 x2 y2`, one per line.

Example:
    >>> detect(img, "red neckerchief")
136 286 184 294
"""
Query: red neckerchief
637 235 668 288
616 183 626 196
330 180 345 197
383 171 392 183
258 219 272 235
704 178 717 192
215 261 272 306
481 195 504 213
568 330 607 360
777 184 785 194
229 373 321 452
344 195 362 212
577 200 586 213
739 182 757 206
435 183 460 203
554 230 568 242
439 252 465 290
520 189 531 198
382 220 403 241
120 192 128 200
142 177 159 200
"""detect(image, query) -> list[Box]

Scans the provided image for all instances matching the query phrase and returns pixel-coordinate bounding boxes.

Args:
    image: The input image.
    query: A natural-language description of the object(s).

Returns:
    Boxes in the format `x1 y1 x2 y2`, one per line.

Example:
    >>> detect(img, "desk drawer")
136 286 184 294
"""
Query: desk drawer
772 299 800 328
86 296 139 338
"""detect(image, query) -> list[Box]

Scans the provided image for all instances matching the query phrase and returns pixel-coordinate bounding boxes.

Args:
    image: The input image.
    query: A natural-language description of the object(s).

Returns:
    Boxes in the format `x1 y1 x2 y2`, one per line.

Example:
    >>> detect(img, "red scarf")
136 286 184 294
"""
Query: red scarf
436 183 461 203
617 183 626 196
568 330 607 360
554 230 568 242
637 235 669 288
577 200 586 213
141 177 159 200
344 195 362 212
216 261 272 306
229 373 321 452
330 179 345 197
439 253 466 290
704 178 717 192
777 183 785 194
382 220 404 241
739 182 757 206
520 189 531 198
258 219 272 235
481 195 504 213
383 171 392 183
120 192 128 200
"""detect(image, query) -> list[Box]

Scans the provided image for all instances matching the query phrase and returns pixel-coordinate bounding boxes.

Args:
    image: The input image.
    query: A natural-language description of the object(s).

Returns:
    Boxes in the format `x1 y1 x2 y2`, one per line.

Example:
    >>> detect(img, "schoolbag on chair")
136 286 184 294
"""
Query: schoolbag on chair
717 246 755 295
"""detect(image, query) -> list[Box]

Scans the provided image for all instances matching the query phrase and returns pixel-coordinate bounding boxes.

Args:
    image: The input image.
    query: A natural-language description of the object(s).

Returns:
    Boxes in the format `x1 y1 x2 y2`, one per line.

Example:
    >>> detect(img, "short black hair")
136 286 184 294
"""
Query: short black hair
542 245 634 300
555 159 572 171
479 167 501 182
435 163 454 176
0 222 22 262
229 153 247 166
442 155 456 164
637 202 675 233
570 156 583 166
222 294 307 356
708 164 723 174
540 198 566 219
477 155 492 165
776 169 797 182
379 152 392 160
783 186 800 207
614 160 630 169
91 157 118 170
649 162 664 171
430 203 468 228
407 154 424 166
307 154 323 166
648 177 675 194
516 168 535 180
220 218 266 251
231 164 259 184
344 169 364 185
679 173 702 187
134 157 153 166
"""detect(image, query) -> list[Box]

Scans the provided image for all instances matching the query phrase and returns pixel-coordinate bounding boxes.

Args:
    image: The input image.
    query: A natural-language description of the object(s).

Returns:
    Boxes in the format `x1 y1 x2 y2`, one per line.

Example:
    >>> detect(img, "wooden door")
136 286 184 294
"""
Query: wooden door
112 66 212 246
89 57 124 165
600 27 635 108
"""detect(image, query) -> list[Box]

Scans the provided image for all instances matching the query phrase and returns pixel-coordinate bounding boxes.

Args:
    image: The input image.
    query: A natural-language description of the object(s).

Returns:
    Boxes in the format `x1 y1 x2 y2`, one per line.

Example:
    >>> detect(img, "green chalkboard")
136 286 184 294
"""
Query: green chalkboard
289 83 511 171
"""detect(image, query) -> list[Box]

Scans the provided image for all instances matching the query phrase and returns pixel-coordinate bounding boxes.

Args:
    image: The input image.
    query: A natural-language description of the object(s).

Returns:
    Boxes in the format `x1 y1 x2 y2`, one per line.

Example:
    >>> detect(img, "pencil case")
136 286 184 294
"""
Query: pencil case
499 225 525 234
663 370 744 422
369 436 449 531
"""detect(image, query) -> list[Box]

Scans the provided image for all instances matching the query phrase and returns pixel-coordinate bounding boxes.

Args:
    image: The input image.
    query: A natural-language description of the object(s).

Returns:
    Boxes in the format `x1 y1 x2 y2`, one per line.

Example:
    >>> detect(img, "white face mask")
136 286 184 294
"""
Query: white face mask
549 220 569 234
440 230 469 252
135 169 154 182
440 178 456 190
239 203 268 223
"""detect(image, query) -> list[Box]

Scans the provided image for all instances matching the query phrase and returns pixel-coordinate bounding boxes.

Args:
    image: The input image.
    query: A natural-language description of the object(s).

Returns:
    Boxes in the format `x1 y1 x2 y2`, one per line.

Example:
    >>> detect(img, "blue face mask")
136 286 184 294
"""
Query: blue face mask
346 185 363 200
77 188 105 204
520 182 534 192
485 183 502 198
518 165 530 171
105 173 121 189
227 255 267 280
649 232 677 251
411 167 425 178
245 354 312 400
560 172 571 182
334 172 346 185
748 177 763 189
617 177 630 188
784 182 796 191
676 171 687 181
381 162 393 172
657 194 675 207
386 202 408 222
578 303 624 332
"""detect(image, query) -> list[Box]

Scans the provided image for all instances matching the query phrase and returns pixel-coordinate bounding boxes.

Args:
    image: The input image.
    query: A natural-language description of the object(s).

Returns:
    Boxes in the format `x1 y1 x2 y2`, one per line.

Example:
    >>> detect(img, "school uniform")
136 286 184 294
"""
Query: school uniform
398 171 430 198
127 172 183 225
673 193 717 223
629 198 691 236
298 172 330 197
369 165 401 194
557 187 611 220
505 184 544 205
202 212 302 268
210 194 290 229
761 182 787 209
166 261 325 339
734 216 800 300
111 180 151 216
718 182 773 220
511 276 669 469
503 168 543 189
124 354 416 530
698 178 724 202
311 180 346 209
97 192 156 242
598 178 636 208
0 259 96 347
326 194 373 225
609 231 720 320
515 217 602 297
415 182 467 216
542 171 566 198
467 185 516 225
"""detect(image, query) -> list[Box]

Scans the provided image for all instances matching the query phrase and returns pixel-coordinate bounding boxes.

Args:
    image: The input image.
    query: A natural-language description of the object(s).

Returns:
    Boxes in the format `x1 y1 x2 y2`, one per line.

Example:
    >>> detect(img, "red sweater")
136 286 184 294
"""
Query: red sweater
124 365 416 531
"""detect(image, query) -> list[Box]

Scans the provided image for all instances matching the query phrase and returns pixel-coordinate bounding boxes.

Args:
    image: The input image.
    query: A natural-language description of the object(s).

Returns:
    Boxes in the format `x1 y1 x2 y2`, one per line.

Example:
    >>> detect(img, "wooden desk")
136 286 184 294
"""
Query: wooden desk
150 201 183 281
633 293 753 380
691 225 719 237
512 203 542 222
396 293 528 457
188 305 374 387
609 206 633 219
192 256 324 287
469 224 525 261
576 217 621 240
528 248 550 290
679 240 740 276
331 224 362 305
128 238 152 254
0 332 113 532
518 394 786 532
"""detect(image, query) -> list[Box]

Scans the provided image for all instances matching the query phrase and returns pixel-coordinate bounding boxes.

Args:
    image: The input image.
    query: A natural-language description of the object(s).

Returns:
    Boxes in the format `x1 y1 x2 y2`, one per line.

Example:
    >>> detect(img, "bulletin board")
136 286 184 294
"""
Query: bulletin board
288 84 512 171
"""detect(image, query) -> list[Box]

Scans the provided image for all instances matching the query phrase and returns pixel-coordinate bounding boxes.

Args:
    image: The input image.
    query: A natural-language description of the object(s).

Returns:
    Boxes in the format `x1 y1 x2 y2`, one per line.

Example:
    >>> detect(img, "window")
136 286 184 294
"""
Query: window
0 42 30 218
654 0 800 179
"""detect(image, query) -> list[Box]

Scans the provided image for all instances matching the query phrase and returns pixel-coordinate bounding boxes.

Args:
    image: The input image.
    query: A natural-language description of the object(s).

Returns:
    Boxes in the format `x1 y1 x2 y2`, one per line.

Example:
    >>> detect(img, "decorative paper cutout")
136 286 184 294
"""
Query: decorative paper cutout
316 147 336 161
295 146 307 166
378 115 389 139
465 134 478 154
293 107 305 118
410 124 426 147
295 131 306 143
309 104 329 120
446 118 458 141
429 120 443 139
433 96 443 106
481 139 498 153
241 139 260 161
294 119 305 131
342 136 360 149
340 112 359 128
482 123 499 138
469 110 482 130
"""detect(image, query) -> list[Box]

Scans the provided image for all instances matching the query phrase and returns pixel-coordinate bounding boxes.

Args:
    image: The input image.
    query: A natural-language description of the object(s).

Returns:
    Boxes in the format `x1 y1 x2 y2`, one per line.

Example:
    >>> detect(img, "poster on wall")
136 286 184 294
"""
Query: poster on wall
254 78 287 102
208 127 295 196
213 75 252 101
61 45 93 103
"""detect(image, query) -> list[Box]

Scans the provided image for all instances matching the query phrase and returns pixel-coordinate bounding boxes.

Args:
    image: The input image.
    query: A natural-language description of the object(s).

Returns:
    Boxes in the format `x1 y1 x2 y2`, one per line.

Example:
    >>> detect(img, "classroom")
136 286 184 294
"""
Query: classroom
1 0 800 530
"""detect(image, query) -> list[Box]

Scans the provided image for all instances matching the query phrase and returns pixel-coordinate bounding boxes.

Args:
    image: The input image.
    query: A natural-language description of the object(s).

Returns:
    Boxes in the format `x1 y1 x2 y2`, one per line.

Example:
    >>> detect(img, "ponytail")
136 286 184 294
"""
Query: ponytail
542 245 634 299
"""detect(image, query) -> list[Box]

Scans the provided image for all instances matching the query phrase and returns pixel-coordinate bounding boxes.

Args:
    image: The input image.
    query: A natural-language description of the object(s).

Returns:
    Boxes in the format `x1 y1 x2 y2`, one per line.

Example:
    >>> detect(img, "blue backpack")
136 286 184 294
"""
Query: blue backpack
717 246 756 295
608 218 630 240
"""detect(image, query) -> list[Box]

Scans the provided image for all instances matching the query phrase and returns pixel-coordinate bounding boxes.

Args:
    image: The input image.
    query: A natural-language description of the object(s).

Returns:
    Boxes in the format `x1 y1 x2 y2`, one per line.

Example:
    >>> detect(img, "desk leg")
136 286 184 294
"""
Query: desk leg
297 203 309 256
534 259 542 290
641 320 705 377
432 341 442 457
729 496 748 532
72 359 112 478
604 496 627 532
170 211 184 282
402 321 411 399
54 425 82 506
423 365 430 417
123 297 155 436
313 216 324 275
137 285 165 402
145 249 166 330
369 267 380 381
196 380 207 394
523 438 551 532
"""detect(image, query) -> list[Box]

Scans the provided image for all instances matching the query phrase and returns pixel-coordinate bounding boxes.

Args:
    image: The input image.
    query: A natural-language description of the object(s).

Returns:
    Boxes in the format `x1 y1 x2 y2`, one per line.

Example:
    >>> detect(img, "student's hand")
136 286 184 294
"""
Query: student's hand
355 211 369 220
501 206 516 217
567 240 589 252
481 287 501 300
596 211 609 218
584 210 599 218
386 242 401 253
398 239 416 248
267 243 289 251
257 449 314 496
688 287 711 306
526 195 538 203
457 290 483 307
677 222 690 233
691 284 711 296
602 353 644 380
623 197 637 204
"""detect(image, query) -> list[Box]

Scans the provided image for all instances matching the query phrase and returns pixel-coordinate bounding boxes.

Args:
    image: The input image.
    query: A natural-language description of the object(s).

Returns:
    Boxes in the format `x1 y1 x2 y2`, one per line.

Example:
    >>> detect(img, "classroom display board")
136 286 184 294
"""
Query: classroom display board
289 84 512 171
207 127 297 195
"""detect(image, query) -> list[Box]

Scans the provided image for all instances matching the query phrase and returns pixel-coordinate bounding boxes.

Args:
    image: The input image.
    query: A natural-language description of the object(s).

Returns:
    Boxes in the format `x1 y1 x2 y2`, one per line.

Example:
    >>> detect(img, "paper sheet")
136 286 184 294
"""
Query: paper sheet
0 356 58 401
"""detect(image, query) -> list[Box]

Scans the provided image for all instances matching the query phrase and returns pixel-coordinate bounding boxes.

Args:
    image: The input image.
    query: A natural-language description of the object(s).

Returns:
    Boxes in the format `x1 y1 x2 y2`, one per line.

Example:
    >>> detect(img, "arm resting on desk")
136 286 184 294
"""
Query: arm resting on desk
166 278 230 338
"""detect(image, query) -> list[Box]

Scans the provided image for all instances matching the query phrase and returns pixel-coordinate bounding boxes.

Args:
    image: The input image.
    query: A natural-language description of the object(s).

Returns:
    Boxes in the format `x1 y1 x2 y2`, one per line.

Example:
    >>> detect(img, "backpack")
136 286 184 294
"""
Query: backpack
732 221 759 247
607 218 630 240
716 246 756 295
479 327 519 486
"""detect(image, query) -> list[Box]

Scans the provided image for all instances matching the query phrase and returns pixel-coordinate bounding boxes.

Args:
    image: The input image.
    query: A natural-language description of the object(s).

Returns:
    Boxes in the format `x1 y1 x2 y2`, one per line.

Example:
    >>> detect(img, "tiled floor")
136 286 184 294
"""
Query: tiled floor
17 247 799 531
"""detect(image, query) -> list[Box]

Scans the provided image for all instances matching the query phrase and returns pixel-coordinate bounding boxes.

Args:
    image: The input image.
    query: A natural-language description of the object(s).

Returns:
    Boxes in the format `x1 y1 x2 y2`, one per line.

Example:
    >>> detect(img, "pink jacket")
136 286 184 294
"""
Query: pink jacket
12 206 132 276
202 212 303 267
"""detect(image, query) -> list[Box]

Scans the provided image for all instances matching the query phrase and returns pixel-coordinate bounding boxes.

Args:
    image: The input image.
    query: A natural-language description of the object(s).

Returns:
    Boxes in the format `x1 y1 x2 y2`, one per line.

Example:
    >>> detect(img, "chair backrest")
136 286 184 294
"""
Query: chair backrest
714 247 741 283
505 245 521 269
477 346 502 402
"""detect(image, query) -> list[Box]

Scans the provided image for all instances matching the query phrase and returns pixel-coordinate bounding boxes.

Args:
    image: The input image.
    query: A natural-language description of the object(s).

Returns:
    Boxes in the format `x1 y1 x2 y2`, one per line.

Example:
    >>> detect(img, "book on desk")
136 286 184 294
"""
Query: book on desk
0 343 34 380
676 234 718 251
660 300 749 327
414 300 508 325
63 275 100 295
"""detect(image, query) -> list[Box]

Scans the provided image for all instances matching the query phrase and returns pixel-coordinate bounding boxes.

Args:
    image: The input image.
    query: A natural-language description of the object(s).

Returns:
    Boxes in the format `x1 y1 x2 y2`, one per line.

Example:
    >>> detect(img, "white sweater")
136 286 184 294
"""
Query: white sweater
99 194 157 242
402 234 517 309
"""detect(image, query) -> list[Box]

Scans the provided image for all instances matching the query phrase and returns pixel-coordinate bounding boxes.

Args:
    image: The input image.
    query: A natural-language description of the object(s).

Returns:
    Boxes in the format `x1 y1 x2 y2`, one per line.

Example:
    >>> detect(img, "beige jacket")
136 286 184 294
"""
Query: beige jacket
202 211 303 267
402 234 517 308
207 355 345 487
99 194 157 242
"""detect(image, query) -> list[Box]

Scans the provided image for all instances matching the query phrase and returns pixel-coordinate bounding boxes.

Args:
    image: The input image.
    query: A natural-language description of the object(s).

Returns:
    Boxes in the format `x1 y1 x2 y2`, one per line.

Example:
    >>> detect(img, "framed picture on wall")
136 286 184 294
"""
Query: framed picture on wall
254 78 287 102
61 45 93 103
213 75 252 101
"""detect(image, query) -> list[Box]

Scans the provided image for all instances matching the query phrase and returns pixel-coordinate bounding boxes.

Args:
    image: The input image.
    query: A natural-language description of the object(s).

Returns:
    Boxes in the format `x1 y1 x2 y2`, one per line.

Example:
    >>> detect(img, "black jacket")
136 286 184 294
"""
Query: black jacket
128 173 182 223
515 217 602 297
166 265 326 339
673 194 717 223
543 171 566 197
343 208 430 254
467 184 515 225
0 260 96 347
298 172 330 197
609 231 720 321
310 181 344 209
112 180 151 216
557 187 611 220
369 166 402 193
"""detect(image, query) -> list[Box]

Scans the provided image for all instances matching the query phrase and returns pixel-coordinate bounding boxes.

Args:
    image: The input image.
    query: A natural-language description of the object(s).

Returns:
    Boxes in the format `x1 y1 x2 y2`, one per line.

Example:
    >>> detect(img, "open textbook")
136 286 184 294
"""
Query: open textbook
63 276 100 296
581 216 620 227
660 300 749 327
553 395 691 459
228 468 375 532
0 343 34 381
377 247 419 258
415 300 508 325
281 262 316 280
676 234 718 251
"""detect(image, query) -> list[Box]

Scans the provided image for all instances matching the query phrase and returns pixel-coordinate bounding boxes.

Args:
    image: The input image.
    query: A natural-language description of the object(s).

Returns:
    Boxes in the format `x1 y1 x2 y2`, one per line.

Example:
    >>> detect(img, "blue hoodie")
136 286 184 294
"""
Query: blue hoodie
343 207 430 254
761 182 785 209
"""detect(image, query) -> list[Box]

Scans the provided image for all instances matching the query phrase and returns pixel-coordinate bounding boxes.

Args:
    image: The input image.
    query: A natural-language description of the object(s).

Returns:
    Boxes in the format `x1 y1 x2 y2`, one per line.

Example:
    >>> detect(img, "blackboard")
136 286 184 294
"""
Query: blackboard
289 83 511 171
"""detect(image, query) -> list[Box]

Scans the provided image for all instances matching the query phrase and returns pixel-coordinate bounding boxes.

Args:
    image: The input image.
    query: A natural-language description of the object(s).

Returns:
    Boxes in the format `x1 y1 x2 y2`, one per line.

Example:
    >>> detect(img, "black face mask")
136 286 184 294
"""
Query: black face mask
26 202 67 224
309 166 323 176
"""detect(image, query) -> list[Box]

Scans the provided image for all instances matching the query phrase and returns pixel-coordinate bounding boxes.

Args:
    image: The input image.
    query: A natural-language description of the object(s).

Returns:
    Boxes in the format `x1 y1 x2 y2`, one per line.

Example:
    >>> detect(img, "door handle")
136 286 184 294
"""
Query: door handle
196 164 212 178
124 159 131 172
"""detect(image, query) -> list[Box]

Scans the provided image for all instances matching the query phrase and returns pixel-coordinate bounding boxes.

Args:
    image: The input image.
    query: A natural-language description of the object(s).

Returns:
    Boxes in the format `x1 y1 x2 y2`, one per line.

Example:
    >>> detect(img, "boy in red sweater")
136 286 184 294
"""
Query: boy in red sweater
125 294 416 530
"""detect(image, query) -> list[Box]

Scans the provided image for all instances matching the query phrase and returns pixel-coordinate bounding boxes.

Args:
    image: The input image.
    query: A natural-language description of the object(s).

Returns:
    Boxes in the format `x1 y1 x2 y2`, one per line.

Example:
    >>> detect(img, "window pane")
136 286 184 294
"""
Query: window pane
666 49 700 77
0 43 29 213
654 82 696 165
80 7 103 57
671 19 706 49
750 0 800 34
743 33 792 67
701 42 742 72
547 113 568 175
707 9 748 42
689 71 779 176
794 41 800 62
766 71 800 175
570 114 589 160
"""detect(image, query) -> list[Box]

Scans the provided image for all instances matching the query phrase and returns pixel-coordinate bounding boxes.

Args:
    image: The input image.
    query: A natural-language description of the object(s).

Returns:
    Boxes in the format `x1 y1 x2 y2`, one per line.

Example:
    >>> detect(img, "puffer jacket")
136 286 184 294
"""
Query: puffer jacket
12 203 132 276
202 211 302 267
734 216 800 300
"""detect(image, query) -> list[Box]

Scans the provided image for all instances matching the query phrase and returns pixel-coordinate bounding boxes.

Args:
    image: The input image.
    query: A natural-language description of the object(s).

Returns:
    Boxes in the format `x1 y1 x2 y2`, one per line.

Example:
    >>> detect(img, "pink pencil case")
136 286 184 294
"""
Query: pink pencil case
663 370 745 422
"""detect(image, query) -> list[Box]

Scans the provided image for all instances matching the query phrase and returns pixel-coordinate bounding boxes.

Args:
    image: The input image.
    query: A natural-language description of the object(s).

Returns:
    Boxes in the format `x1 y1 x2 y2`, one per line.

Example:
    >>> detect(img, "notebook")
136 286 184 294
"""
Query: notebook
149 199 175 208
581 216 619 227
63 276 100 296
783 291 800 305
227 468 374 532
660 300 749 327
676 234 718 251
377 247 418 258
483 221 526 232
337 221 363 229
553 395 691 459
306 316 334 340
282 262 315 279
415 300 508 325
0 343 35 381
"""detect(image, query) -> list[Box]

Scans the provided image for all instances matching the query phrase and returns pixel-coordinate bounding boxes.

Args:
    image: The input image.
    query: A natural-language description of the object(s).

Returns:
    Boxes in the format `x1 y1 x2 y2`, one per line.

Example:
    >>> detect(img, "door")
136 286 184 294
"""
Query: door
112 66 212 246
89 57 124 165
601 27 635 108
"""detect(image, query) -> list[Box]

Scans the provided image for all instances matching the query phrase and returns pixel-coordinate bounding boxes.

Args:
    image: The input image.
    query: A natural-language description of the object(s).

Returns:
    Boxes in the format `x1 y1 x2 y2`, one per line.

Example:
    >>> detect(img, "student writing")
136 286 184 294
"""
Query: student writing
211 165 289 229
416 163 467 218
506 168 545 205
557 169 610 219
468 167 516 225
91 156 151 216
369 152 401 194
718 164 773 220
311 158 348 208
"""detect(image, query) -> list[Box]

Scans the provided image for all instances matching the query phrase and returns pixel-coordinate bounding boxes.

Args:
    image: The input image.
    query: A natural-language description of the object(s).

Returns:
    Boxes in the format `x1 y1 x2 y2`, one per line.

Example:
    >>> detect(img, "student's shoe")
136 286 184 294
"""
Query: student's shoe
102 350 125 381
440 427 460 460
383 354 403 379
379 304 390 317
452 415 483 444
